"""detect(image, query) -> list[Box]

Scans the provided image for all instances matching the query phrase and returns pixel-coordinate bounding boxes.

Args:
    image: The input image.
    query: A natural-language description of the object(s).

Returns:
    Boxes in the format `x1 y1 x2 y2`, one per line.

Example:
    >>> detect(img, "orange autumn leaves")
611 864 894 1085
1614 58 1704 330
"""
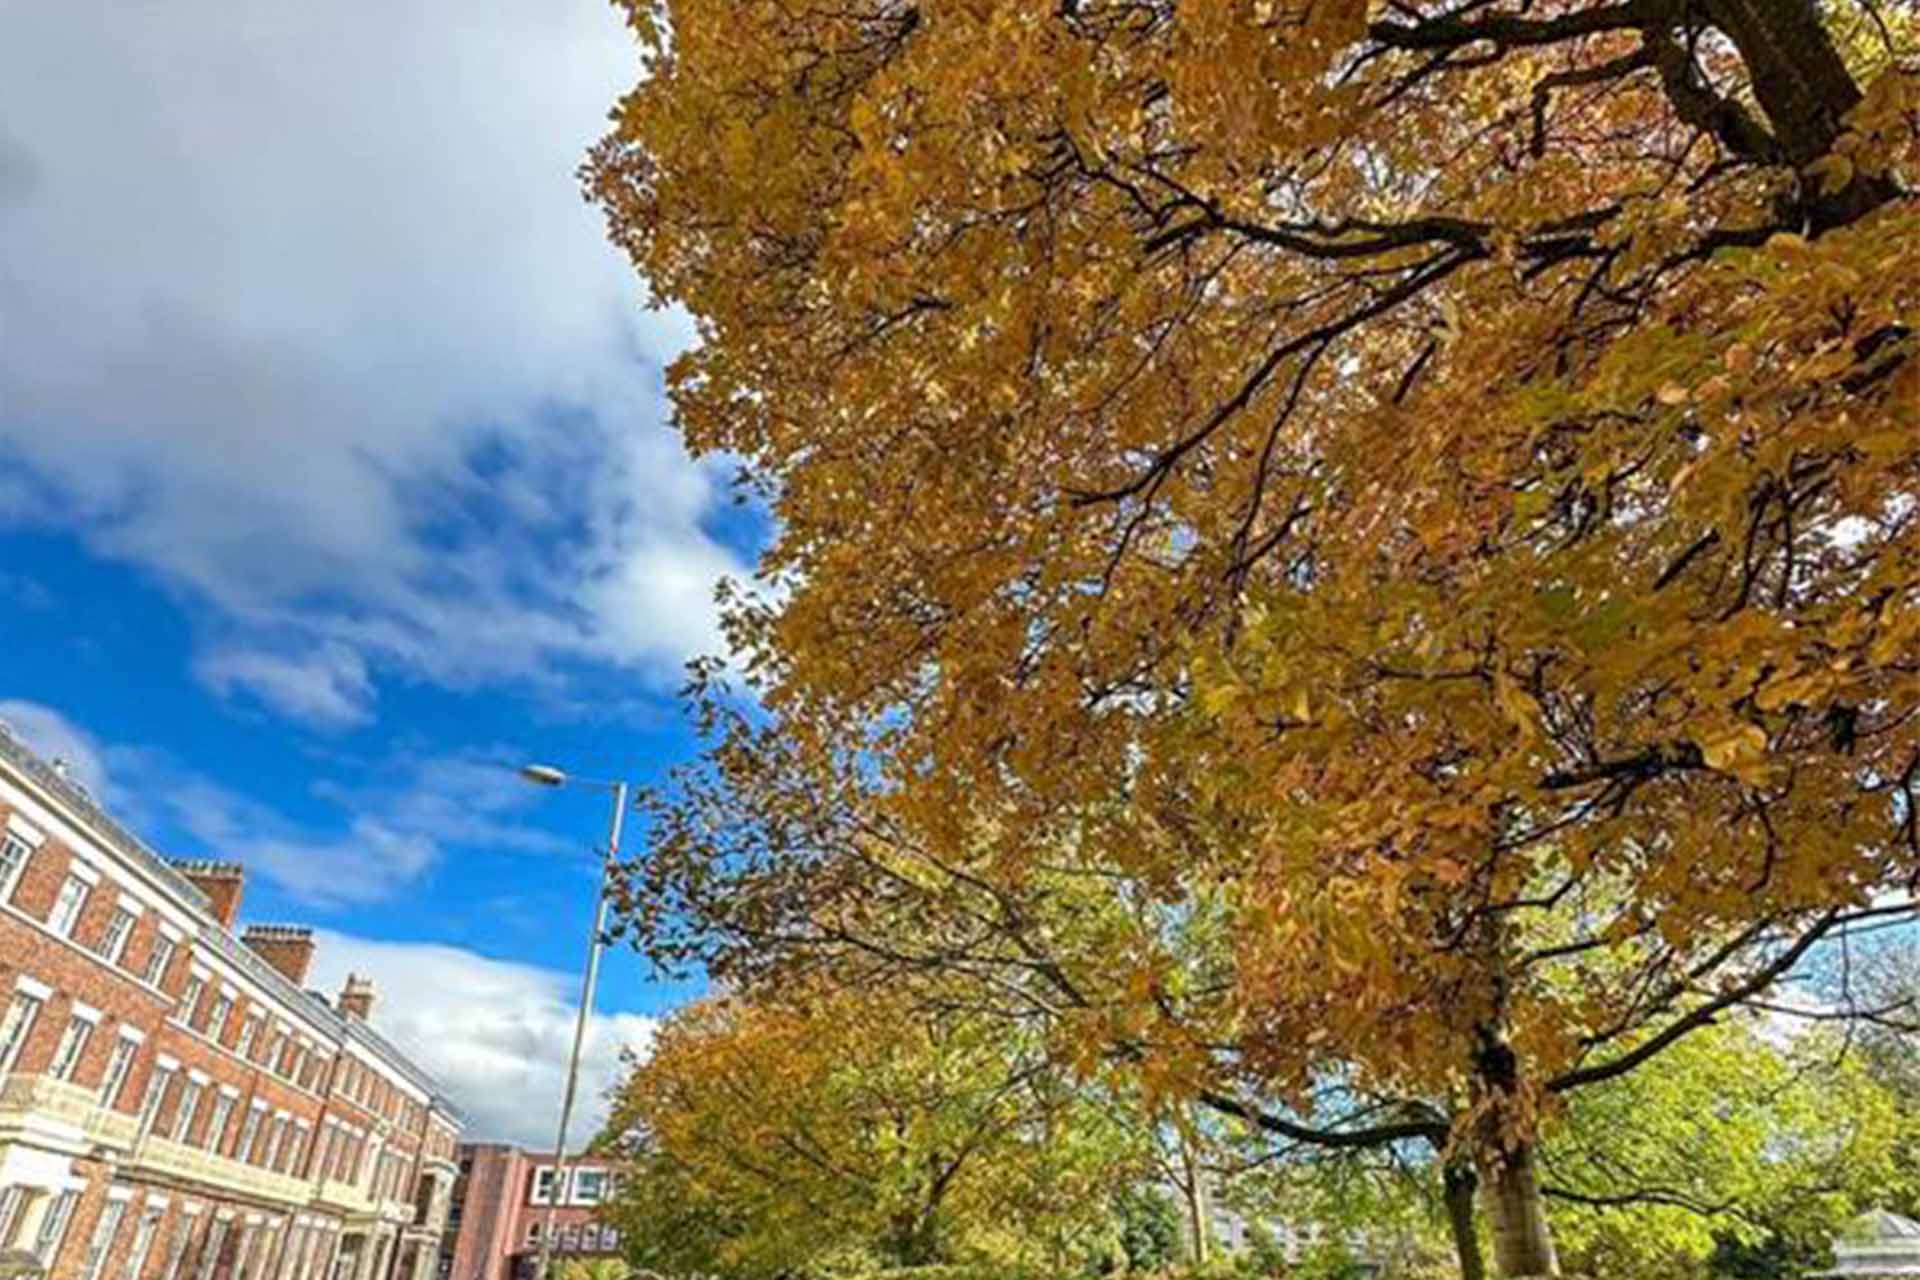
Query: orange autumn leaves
589 0 1920 1191
604 988 1148 1275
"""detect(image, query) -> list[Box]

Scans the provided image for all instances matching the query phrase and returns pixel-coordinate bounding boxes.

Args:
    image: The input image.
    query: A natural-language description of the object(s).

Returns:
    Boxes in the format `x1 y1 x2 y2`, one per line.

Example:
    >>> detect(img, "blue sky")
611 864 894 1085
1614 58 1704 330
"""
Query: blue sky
0 0 743 1143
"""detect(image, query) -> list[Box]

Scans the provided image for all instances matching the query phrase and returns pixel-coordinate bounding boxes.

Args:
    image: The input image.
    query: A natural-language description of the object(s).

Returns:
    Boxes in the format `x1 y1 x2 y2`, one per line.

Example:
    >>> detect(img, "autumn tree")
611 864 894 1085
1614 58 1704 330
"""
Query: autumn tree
618 684 1916 1277
589 0 1920 1275
600 985 1151 1277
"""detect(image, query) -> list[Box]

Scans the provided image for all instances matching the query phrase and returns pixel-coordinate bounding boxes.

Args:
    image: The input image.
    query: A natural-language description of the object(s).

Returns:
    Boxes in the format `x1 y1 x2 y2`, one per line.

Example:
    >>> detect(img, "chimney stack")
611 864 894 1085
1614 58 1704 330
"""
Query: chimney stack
172 860 245 929
242 925 317 986
338 973 376 1022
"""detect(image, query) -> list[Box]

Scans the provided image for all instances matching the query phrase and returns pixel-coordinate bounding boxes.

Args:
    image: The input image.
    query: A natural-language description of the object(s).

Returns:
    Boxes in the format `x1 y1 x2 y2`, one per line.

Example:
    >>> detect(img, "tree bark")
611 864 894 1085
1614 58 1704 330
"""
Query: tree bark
1443 1161 1489 1280
1700 0 1860 165
1699 0 1897 230
1478 1142 1560 1278
1471 1020 1560 1278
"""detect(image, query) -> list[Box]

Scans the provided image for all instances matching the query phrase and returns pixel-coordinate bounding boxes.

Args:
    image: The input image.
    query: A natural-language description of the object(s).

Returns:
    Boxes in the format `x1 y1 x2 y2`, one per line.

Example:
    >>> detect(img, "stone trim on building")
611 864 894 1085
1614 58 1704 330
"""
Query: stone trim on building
0 726 466 1280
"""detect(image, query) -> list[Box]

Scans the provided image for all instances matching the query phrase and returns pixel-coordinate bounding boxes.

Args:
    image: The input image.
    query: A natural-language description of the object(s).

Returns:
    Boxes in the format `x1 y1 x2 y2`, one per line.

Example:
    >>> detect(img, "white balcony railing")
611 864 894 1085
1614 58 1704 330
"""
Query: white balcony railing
0 1073 141 1152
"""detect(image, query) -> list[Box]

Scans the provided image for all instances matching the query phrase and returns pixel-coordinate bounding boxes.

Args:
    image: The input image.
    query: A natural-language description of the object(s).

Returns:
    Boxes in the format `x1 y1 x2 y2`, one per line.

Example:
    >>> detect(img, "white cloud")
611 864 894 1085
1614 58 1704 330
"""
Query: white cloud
196 645 376 730
0 699 567 906
0 699 112 799
121 743 574 907
0 0 738 728
307 930 658 1147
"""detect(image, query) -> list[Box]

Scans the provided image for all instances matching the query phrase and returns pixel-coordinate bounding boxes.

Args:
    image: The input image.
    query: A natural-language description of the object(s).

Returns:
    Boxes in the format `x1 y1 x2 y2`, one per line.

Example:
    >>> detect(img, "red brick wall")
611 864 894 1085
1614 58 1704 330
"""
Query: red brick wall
0 765 457 1280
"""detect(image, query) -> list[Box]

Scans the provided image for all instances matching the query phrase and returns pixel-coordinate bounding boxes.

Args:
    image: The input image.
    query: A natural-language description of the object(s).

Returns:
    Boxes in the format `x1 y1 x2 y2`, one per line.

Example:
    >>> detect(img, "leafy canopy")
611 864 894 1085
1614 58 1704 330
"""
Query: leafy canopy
601 985 1152 1278
589 0 1920 1244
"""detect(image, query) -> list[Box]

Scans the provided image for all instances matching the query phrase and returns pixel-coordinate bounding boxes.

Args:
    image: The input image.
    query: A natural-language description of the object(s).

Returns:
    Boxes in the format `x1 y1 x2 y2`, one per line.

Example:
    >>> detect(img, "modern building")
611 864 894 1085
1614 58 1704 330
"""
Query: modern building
0 724 464 1280
440 1146 621 1280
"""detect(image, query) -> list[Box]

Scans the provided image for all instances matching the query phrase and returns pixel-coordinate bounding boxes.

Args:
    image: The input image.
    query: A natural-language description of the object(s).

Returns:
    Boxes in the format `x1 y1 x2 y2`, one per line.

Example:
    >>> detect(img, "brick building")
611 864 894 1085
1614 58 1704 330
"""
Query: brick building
0 724 464 1280
440 1146 621 1280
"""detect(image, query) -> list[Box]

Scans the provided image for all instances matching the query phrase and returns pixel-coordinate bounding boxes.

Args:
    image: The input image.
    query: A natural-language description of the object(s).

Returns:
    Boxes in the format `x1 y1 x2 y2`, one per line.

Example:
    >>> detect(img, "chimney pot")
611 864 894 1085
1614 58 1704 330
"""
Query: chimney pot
338 973 376 1022
242 924 317 986
171 859 246 929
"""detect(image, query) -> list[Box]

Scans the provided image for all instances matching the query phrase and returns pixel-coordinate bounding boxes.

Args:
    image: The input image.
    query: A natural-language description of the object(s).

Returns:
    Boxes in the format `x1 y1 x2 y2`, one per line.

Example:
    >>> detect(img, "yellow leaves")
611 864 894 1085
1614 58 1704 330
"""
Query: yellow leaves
1493 670 1541 741
1696 722 1771 786
603 0 1920 1188
1199 677 1241 718
1753 670 1830 712
1803 151 1856 197
1316 0 1371 48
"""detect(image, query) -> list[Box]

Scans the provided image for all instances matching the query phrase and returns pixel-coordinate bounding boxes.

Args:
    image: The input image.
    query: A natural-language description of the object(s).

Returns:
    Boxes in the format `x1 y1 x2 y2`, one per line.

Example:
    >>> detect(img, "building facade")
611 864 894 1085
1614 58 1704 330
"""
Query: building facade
441 1147 621 1280
0 725 464 1280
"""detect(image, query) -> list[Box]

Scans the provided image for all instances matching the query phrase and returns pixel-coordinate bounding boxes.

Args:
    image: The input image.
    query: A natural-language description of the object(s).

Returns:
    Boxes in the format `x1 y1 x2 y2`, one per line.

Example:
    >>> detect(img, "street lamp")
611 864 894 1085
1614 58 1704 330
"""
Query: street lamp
518 763 632 1280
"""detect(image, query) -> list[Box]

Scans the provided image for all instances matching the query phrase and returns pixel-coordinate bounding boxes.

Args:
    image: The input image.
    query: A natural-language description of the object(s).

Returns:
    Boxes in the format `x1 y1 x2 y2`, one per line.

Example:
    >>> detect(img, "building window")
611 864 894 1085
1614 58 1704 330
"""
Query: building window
158 1214 196 1280
0 831 31 901
203 994 233 1041
529 1167 559 1205
285 1125 309 1175
100 1034 141 1108
230 1224 263 1280
97 908 137 965
276 1226 305 1280
234 1106 265 1163
312 1127 336 1180
235 1014 261 1059
332 1134 353 1182
145 936 178 986
81 1198 127 1280
570 1170 607 1205
0 1187 29 1250
195 1220 229 1280
48 1013 95 1080
263 1115 288 1169
34 1190 79 1266
171 1079 205 1143
119 1202 165 1280
48 873 91 937
0 989 44 1072
175 974 206 1025
205 1093 237 1154
138 1067 178 1137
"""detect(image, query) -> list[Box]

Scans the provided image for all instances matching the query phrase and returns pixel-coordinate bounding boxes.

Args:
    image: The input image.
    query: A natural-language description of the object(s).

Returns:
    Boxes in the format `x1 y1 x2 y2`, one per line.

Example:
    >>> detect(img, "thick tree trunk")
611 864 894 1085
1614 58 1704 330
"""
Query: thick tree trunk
1701 0 1860 165
1701 0 1896 230
1471 1021 1559 1278
1443 1161 1488 1280
1477 1142 1559 1278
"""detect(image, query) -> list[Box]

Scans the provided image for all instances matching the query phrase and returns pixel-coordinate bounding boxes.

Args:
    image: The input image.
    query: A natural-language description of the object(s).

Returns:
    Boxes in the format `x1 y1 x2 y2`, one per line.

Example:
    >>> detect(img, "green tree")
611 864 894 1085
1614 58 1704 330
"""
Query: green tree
1541 1021 1906 1278
1114 1187 1182 1273
601 985 1150 1278
555 1261 631 1280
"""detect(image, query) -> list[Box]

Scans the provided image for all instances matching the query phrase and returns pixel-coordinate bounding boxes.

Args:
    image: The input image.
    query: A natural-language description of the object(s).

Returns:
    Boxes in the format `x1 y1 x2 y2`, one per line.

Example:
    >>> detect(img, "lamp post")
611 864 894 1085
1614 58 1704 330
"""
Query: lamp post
518 763 631 1280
